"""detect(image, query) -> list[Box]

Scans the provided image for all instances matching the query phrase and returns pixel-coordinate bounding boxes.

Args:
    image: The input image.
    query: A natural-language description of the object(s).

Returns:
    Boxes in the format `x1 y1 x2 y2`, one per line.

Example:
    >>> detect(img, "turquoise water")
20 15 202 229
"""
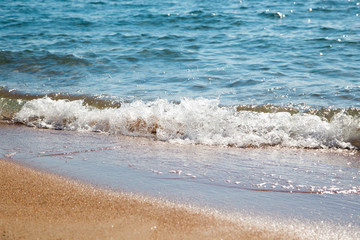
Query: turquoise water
1 0 360 149
1 0 359 106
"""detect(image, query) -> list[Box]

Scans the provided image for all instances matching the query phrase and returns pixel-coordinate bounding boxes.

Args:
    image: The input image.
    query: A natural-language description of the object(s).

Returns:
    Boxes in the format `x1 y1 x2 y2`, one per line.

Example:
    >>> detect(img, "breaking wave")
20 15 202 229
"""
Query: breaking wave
3 95 359 150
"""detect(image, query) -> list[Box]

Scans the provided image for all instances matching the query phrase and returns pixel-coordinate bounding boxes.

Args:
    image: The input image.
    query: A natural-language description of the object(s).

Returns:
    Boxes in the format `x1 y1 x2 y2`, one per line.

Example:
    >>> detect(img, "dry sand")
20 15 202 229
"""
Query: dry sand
0 158 297 240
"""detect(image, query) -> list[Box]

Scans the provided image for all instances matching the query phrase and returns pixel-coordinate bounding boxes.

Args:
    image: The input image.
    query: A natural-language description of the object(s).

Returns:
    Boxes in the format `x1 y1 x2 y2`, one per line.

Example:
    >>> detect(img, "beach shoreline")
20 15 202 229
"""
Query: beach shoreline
1 0 359 238
0 122 359 239
0 158 297 240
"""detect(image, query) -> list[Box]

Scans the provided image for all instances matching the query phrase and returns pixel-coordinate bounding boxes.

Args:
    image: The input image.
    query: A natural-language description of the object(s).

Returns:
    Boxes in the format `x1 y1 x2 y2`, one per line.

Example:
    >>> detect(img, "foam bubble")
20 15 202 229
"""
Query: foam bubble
14 97 360 149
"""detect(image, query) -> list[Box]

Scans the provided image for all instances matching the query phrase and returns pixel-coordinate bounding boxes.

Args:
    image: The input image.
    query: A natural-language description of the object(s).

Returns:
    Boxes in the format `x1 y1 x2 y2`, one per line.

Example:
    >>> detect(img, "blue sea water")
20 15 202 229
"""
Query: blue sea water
1 0 360 149
1 0 359 106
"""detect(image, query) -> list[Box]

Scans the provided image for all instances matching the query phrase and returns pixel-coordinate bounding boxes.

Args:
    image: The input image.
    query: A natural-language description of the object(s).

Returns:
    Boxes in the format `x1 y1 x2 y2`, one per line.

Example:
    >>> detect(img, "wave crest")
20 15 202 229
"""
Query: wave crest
13 97 360 149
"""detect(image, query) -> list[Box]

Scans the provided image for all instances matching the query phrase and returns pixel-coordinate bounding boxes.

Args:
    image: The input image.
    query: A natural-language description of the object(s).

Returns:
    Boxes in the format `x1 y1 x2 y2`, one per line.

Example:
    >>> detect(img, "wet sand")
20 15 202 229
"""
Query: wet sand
0 158 295 240
1 122 359 239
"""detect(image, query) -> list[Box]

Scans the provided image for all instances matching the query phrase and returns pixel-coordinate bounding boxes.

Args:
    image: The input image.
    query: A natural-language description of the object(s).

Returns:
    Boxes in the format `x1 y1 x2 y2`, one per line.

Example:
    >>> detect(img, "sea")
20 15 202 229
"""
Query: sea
1 0 360 238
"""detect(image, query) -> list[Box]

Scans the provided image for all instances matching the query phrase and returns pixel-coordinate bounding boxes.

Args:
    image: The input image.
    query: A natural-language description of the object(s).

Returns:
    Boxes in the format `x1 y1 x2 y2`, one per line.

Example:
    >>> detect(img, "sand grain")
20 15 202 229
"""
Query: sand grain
0 159 295 240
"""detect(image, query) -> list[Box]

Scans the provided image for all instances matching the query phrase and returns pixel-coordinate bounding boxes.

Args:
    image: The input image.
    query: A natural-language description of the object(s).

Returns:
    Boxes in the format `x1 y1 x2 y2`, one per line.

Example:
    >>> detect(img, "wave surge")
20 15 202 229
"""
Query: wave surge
12 97 360 149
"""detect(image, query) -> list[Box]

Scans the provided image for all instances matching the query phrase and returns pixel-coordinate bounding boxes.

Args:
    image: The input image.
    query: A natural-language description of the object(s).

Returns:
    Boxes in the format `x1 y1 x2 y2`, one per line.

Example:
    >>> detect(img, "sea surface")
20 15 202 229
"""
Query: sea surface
1 0 360 149
1 0 360 237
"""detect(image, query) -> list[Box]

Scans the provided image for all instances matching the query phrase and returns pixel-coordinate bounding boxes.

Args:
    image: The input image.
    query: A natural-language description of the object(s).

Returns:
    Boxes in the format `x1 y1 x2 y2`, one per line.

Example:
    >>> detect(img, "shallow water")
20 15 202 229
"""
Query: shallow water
1 123 359 228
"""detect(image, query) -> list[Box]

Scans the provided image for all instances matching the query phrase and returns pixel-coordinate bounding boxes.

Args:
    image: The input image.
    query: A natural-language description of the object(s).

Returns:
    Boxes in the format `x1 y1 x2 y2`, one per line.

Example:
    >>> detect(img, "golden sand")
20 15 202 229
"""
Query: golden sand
0 158 298 240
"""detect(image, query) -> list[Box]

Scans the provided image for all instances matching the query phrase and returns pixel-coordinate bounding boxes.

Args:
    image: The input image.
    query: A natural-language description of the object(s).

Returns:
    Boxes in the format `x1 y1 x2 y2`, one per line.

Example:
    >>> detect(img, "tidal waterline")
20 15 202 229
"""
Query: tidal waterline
1 123 359 227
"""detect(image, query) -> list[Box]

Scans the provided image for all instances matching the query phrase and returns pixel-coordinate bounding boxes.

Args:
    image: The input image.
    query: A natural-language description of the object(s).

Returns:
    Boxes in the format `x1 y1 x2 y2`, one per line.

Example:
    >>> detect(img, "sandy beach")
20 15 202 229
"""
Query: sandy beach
0 123 358 240
0 158 298 240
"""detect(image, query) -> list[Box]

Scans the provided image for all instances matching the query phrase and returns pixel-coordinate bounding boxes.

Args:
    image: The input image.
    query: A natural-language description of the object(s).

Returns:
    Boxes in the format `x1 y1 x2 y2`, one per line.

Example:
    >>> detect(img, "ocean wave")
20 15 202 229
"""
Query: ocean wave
259 10 287 19
0 50 91 67
0 87 121 121
5 96 360 150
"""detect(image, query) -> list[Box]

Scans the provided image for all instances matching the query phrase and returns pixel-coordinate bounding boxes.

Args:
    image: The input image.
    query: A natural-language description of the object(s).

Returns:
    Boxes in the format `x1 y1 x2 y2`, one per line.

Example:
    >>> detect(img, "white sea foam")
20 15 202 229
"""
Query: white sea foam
15 97 360 149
